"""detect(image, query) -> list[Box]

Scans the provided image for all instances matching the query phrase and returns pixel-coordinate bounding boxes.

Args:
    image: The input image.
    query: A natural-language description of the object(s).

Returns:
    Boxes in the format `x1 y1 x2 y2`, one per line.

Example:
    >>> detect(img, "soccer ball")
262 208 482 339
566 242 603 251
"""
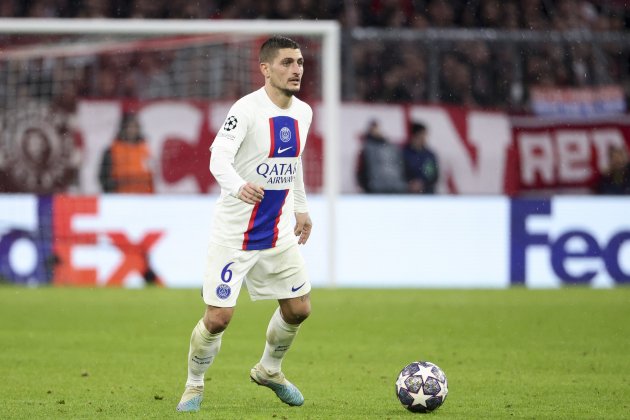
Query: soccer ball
395 361 448 413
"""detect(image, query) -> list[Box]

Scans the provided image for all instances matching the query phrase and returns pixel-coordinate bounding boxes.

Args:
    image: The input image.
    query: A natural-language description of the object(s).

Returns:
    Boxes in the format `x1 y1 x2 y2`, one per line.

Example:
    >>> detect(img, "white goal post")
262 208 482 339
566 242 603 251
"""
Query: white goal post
0 18 341 287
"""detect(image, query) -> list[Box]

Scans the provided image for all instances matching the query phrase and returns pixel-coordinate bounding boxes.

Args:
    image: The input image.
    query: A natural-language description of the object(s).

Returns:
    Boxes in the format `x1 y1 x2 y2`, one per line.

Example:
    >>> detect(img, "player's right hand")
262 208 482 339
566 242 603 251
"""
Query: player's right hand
238 183 265 204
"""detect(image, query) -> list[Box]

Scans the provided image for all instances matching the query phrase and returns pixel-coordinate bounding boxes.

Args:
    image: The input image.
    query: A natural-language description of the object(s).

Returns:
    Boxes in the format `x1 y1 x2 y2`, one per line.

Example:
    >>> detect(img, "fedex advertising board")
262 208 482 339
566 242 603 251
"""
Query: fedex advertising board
336 196 509 288
0 195 213 287
0 196 45 284
511 198 630 287
1 195 628 288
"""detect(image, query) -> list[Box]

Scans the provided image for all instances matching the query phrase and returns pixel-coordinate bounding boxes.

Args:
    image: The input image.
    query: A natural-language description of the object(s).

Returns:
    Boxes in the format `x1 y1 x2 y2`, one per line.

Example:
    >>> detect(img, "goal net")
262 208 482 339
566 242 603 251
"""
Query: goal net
0 19 340 287
0 19 339 196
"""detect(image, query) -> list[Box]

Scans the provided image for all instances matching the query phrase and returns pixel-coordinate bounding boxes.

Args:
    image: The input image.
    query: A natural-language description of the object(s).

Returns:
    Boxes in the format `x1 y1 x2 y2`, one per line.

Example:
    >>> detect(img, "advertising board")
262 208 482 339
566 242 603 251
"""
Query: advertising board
2 195 627 288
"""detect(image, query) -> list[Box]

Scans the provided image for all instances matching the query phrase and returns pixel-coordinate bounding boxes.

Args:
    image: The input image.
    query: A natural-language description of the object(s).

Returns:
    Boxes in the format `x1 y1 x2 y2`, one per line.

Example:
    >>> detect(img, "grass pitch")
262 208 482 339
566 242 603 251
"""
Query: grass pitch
0 287 629 419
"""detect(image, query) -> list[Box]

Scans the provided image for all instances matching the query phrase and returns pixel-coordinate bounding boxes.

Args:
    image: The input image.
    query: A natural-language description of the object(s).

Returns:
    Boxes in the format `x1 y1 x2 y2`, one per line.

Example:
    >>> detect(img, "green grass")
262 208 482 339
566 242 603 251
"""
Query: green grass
1 287 629 419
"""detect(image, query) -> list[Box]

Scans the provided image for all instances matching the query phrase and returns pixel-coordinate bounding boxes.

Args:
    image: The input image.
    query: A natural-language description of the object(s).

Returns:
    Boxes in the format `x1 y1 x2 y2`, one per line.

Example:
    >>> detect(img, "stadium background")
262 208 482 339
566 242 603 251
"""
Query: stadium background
1 0 629 289
1 2 629 419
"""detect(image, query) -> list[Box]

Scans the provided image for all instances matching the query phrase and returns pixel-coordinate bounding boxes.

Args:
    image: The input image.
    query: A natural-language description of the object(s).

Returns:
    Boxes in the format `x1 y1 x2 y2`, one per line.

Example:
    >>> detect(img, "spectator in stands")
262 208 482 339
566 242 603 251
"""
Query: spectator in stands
596 145 630 195
25 0 60 17
76 0 110 18
99 113 154 193
521 0 550 30
357 119 407 193
166 0 209 19
439 53 477 106
132 51 173 99
525 53 556 89
0 1 17 17
479 0 503 28
128 0 163 18
402 122 438 194
427 0 456 27
501 1 522 29
464 40 497 107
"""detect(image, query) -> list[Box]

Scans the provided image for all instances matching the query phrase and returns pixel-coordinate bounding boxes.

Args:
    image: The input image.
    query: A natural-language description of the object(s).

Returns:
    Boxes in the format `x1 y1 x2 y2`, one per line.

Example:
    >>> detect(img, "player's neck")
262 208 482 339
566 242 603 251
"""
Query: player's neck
264 85 293 109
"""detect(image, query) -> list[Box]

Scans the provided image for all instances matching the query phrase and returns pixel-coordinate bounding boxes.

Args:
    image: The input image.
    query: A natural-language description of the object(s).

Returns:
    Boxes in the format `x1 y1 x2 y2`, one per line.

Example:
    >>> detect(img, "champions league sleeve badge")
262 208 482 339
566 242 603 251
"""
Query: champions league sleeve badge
223 116 238 132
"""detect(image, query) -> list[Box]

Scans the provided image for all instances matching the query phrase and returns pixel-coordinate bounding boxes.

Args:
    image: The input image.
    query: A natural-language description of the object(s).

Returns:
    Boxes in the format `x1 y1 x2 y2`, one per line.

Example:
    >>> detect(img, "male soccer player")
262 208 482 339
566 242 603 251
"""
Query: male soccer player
176 36 313 413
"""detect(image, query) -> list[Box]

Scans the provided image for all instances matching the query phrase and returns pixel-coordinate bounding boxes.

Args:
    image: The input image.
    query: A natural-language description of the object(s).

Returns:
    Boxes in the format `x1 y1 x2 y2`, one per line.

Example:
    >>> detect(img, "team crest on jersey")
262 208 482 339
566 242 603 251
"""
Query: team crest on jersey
223 116 238 131
280 126 292 143
216 284 231 299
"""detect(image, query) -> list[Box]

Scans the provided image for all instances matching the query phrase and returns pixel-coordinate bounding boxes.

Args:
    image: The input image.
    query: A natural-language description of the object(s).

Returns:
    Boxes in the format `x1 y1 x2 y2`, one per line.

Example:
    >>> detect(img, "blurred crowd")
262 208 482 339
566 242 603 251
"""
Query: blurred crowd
348 0 629 107
1 0 629 108
0 0 627 29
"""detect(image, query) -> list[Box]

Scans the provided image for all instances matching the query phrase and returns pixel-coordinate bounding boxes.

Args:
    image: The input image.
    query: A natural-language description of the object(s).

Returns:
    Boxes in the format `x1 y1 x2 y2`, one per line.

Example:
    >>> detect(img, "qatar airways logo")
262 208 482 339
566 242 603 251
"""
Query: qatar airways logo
510 199 630 285
256 162 298 185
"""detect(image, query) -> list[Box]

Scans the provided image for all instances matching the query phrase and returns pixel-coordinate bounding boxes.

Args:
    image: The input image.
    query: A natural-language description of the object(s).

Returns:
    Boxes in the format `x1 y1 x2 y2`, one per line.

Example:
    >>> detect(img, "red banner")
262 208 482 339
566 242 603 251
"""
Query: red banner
2 99 628 196
512 117 630 193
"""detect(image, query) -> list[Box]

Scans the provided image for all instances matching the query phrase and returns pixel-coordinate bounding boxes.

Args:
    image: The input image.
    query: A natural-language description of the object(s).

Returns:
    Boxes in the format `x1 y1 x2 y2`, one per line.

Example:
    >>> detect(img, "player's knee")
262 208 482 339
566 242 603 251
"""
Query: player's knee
294 309 310 324
205 314 231 333
283 305 311 325
204 307 233 333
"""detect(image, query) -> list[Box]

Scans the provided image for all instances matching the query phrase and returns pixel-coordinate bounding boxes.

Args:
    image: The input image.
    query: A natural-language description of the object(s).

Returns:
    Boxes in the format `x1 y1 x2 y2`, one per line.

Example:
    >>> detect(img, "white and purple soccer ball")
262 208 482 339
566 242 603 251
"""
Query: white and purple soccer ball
395 361 448 413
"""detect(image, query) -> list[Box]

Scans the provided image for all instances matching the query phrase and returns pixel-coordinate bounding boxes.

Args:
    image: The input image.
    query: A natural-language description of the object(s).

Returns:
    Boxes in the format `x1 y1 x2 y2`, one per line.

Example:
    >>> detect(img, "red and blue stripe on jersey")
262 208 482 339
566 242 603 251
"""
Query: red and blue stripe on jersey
242 189 290 250
242 116 300 250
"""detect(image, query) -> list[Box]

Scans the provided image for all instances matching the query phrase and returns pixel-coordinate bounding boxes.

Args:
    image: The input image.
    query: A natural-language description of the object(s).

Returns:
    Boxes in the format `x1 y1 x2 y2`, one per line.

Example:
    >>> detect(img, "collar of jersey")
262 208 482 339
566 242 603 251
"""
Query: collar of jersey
259 87 294 111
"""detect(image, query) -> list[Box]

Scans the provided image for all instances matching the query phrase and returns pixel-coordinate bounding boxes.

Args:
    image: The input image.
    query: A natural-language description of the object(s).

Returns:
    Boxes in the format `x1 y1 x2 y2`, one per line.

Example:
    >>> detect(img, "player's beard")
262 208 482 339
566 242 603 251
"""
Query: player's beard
271 78 300 97
280 86 299 97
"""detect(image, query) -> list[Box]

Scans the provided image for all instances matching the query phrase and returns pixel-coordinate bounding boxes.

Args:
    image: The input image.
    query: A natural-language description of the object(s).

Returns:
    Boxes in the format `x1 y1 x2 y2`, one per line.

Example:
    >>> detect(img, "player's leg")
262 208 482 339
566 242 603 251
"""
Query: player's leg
247 244 311 406
250 295 310 406
262 294 311 373
177 306 233 412
177 243 257 412
190 306 234 384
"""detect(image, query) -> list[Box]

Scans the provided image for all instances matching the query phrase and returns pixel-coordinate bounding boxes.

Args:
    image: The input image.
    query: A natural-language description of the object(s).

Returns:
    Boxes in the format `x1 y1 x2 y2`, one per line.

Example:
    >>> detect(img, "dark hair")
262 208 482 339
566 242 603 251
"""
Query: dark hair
411 122 426 135
118 113 143 142
259 36 300 63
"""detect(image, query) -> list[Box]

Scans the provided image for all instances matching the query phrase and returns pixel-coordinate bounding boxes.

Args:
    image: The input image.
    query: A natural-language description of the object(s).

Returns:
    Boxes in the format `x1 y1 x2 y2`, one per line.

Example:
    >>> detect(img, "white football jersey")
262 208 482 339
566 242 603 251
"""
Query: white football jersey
209 87 312 250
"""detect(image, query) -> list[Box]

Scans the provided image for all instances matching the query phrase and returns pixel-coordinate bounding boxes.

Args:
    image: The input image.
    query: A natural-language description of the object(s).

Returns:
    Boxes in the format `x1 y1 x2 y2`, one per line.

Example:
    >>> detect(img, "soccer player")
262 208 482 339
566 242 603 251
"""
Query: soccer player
176 36 313 413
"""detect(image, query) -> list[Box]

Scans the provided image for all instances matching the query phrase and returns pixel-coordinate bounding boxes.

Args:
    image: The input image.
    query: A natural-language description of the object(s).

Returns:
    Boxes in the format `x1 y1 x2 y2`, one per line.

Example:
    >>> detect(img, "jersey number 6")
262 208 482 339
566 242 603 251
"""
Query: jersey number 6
221 262 234 283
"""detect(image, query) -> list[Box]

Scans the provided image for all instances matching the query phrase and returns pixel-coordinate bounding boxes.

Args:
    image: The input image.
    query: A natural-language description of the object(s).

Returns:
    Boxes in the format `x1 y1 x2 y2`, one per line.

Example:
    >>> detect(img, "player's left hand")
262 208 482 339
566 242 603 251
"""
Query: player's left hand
294 212 312 245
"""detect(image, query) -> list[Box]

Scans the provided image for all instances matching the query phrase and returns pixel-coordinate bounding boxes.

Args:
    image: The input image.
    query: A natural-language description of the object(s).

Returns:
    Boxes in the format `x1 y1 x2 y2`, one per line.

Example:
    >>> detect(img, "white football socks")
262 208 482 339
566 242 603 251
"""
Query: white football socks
260 307 301 374
186 318 223 388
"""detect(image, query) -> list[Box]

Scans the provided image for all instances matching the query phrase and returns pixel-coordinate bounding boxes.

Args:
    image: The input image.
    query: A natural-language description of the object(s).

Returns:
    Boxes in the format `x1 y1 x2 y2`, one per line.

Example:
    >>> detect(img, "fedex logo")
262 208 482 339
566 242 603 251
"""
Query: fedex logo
510 199 630 285
0 197 54 285
0 196 163 286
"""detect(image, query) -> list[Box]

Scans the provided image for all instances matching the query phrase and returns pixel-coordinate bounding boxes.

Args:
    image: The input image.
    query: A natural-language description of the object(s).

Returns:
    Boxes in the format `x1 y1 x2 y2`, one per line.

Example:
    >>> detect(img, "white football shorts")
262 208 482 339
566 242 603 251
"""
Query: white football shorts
202 241 311 307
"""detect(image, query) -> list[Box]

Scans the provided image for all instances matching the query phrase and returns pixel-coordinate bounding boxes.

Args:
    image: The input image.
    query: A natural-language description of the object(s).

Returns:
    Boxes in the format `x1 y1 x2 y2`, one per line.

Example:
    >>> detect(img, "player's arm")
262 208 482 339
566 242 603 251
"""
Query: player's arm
293 157 311 244
210 108 264 204
210 149 264 204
